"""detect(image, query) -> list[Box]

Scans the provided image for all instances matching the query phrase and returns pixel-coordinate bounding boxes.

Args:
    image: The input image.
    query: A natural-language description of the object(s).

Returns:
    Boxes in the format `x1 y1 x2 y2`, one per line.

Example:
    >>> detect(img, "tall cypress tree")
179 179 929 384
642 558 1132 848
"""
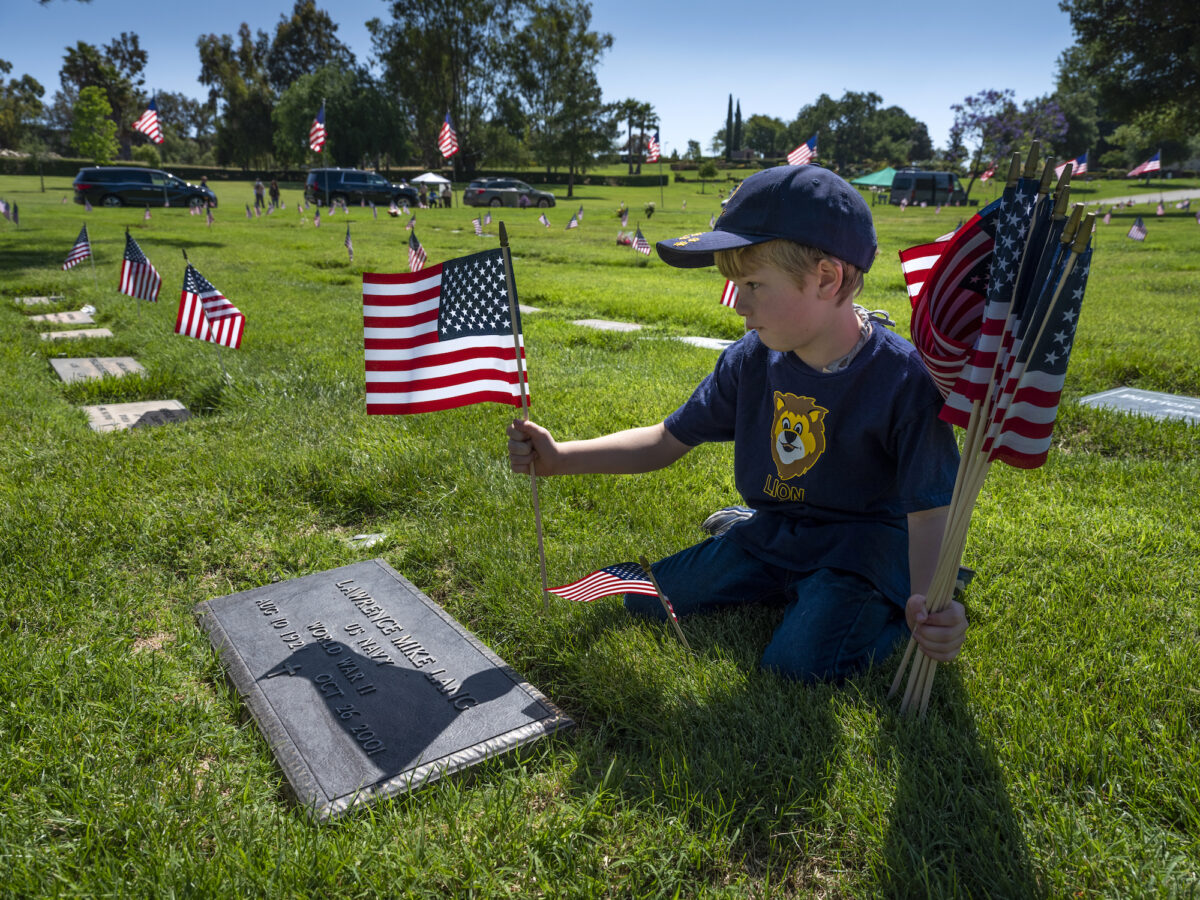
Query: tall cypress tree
733 99 743 156
725 93 733 161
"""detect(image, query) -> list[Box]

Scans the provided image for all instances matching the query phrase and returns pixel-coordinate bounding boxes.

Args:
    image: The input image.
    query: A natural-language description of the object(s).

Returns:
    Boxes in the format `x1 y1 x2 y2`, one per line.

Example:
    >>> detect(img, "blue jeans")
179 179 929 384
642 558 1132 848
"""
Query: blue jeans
625 536 909 683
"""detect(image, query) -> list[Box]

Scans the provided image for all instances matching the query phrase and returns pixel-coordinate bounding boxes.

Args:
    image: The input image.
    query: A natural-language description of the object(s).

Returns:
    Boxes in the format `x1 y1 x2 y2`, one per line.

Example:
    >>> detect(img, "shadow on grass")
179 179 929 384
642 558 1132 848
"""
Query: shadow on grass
554 606 1038 897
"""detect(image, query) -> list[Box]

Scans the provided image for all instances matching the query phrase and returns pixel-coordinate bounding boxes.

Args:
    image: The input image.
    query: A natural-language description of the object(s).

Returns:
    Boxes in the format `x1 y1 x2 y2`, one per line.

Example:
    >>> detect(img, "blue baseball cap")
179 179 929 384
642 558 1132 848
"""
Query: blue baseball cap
656 165 877 271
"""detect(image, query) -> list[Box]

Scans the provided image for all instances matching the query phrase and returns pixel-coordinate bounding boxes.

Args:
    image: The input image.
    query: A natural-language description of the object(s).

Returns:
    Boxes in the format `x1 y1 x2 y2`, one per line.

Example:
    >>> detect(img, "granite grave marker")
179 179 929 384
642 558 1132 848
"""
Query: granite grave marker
196 559 573 819
28 310 95 325
41 328 114 341
1079 387 1200 426
51 357 145 384
82 400 190 432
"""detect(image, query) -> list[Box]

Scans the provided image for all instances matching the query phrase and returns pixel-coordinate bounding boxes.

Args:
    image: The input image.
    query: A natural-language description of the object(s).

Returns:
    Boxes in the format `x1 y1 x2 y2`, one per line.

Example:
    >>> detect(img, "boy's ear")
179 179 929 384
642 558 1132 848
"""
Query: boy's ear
815 258 845 299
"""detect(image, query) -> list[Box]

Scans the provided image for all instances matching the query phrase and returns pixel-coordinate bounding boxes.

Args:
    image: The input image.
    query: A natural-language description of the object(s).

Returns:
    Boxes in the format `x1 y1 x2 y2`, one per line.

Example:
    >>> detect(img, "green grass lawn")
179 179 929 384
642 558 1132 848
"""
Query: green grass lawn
1 173 1198 898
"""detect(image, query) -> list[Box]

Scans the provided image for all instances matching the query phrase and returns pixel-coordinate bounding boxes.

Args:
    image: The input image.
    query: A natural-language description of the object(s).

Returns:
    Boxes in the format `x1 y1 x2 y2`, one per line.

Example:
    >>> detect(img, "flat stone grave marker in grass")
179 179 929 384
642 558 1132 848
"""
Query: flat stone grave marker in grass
41 328 114 341
675 336 734 351
1079 387 1200 425
518 304 541 314
51 357 145 384
82 400 190 433
196 558 573 820
14 295 64 306
27 310 95 325
573 318 641 332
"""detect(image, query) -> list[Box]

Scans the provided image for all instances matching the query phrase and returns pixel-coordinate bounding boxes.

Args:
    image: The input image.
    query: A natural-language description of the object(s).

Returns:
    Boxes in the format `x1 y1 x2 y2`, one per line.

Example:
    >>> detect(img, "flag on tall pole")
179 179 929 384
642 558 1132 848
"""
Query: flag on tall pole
786 134 818 166
407 231 426 272
175 263 245 349
309 101 327 153
980 163 996 182
645 130 661 164
1054 152 1088 178
62 225 91 270
132 96 163 144
345 224 354 262
437 112 459 159
119 230 162 302
362 247 527 415
1127 151 1160 177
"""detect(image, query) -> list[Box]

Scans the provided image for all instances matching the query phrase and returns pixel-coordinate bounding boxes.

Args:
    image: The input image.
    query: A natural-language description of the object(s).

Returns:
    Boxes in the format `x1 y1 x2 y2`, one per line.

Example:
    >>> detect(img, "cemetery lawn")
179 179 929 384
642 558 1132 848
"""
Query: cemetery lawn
2 174 1198 899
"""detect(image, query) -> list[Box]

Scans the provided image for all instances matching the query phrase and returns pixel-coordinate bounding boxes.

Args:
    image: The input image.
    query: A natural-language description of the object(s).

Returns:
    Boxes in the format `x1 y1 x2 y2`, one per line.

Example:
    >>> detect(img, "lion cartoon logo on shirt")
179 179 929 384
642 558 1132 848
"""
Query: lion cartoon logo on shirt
770 392 827 480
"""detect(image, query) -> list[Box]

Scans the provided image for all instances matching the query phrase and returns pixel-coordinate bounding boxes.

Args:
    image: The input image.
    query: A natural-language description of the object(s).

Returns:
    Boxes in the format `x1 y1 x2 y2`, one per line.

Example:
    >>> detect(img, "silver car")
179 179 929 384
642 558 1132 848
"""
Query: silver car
464 178 555 208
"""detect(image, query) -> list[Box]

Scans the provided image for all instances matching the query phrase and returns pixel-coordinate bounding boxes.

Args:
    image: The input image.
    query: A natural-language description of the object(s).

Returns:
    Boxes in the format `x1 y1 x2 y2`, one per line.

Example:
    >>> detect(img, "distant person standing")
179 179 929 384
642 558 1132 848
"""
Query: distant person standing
253 178 265 210
441 183 452 208
269 179 280 209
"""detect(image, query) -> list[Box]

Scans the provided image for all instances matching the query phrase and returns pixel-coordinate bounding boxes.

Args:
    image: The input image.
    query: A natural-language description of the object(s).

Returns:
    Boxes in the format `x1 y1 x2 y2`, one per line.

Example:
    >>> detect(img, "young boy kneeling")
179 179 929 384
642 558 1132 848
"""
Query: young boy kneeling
508 166 967 682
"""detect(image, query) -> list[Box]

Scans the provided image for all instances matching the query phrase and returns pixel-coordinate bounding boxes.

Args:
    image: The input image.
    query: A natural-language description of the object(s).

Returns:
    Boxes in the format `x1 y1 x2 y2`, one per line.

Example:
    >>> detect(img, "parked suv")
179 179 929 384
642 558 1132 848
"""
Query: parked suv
72 167 216 208
463 178 555 208
889 169 966 206
304 168 419 207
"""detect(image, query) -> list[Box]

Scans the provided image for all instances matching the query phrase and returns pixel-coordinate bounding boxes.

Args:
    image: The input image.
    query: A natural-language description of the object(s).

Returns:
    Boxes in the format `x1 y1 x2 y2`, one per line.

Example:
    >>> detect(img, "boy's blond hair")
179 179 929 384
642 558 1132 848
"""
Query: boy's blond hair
715 239 864 305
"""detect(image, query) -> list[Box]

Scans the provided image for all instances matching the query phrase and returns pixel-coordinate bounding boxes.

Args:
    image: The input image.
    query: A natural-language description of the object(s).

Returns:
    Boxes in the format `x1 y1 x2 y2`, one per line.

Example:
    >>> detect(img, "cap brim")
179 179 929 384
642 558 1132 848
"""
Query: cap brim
655 229 768 268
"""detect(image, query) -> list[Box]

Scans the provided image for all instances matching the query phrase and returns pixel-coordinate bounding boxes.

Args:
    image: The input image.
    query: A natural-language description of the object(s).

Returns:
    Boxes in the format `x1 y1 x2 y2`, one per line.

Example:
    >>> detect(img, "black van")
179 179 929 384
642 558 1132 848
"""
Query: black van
889 169 966 206
72 167 216 208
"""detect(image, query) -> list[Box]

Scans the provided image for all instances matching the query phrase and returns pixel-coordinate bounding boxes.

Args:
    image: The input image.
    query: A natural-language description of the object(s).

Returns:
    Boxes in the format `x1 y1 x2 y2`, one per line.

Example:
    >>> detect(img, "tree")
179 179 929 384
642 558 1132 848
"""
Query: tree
197 25 275 168
786 91 934 171
684 139 702 162
1058 0 1200 143
70 86 118 164
724 93 733 161
273 64 407 168
369 0 518 175
732 99 743 154
613 98 654 175
263 1 355 95
0 60 45 149
744 114 785 158
697 159 717 192
509 0 612 187
947 89 1067 199
58 34 146 159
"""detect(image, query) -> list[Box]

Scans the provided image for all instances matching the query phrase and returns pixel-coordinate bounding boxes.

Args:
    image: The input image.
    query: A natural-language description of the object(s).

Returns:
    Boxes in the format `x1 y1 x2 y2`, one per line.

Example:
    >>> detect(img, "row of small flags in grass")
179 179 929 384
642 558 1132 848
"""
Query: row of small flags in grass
61 225 243 348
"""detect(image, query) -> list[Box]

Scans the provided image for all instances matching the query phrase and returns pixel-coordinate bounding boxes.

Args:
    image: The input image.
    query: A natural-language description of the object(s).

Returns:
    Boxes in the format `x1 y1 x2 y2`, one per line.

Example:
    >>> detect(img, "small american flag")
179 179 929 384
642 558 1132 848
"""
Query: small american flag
538 213 550 228
245 204 252 219
980 164 996 182
1103 208 1111 225
144 206 151 220
1156 201 1165 217
362 247 526 415
437 113 459 158
720 279 738 308
1127 216 1147 241
786 134 817 166
345 224 354 262
565 213 578 230
372 202 378 219
62 225 91 270
206 206 214 227
132 97 163 144
472 217 482 236
549 562 660 603
175 263 244 349
576 205 584 220
405 215 415 231
632 227 651 256
85 197 93 212
408 231 426 271
119 231 161 302
1128 151 1160 177
314 206 321 228
620 209 629 227
309 102 326 153
709 213 716 228
645 130 661 164
483 211 492 226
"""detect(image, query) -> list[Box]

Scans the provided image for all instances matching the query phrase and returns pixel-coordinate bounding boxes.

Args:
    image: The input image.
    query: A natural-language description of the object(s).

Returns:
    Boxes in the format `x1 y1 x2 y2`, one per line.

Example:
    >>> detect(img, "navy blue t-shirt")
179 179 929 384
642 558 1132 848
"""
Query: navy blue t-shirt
664 326 959 605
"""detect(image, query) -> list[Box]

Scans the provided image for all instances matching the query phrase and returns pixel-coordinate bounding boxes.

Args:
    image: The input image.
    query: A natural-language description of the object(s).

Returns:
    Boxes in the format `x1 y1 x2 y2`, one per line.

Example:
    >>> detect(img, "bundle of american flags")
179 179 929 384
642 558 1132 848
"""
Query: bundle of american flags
891 144 1096 717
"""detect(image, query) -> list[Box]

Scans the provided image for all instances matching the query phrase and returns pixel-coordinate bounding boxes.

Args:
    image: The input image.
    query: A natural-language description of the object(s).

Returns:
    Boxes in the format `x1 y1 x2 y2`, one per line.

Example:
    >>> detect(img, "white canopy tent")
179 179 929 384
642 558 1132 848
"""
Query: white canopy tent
410 172 451 185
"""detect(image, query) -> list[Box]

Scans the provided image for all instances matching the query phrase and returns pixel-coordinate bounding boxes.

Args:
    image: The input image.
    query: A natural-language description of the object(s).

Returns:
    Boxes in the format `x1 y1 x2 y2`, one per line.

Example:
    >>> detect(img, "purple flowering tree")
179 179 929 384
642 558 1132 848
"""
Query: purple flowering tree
948 89 1068 199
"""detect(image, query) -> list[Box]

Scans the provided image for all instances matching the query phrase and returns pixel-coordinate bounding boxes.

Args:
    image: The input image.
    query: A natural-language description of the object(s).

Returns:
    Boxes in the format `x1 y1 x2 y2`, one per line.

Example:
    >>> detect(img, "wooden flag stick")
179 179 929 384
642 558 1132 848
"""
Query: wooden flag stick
638 555 690 650
498 221 550 609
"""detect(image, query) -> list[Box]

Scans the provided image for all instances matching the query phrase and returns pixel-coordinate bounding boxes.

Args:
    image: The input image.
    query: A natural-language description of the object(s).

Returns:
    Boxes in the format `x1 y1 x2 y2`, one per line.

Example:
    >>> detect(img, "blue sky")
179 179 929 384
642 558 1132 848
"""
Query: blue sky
2 0 1077 154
